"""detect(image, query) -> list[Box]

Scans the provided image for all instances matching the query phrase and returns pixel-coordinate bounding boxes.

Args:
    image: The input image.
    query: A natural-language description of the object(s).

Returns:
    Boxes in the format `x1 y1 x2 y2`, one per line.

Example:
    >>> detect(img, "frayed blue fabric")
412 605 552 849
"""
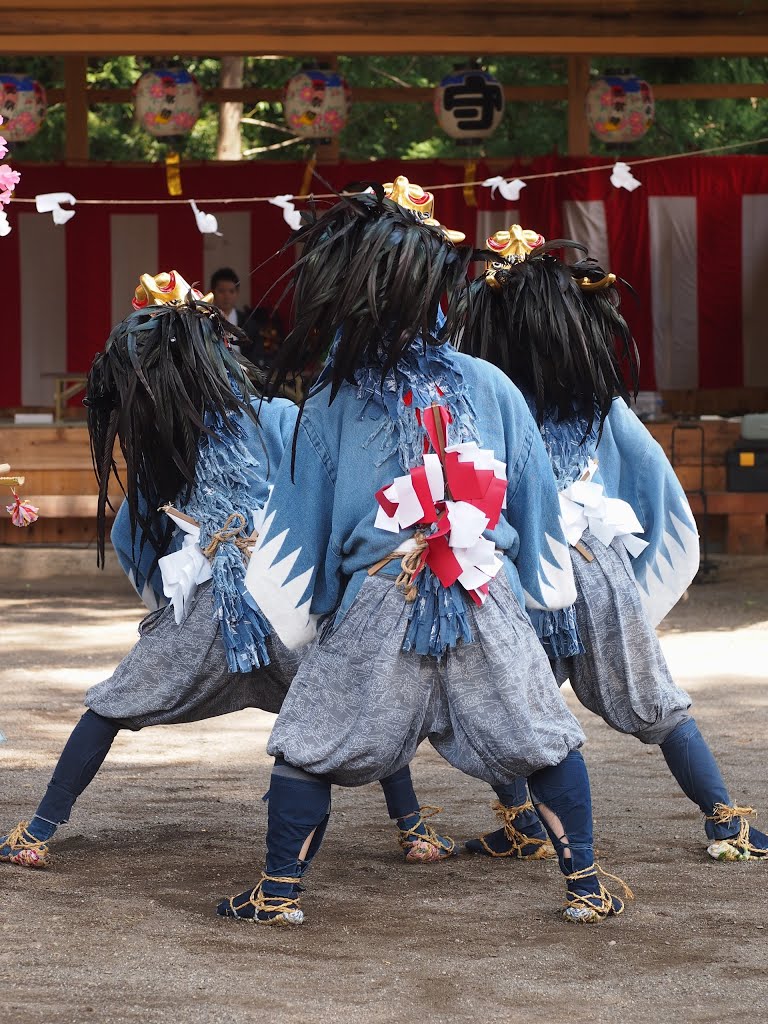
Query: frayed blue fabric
528 606 584 658
180 406 271 673
351 340 480 470
325 338 481 657
402 566 473 658
524 397 600 489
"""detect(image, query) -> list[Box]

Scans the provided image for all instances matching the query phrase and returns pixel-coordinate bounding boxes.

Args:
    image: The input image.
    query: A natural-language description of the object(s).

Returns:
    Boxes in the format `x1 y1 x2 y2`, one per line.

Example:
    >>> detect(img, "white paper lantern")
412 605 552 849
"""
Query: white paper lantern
434 66 504 143
586 73 654 144
134 67 201 138
284 66 350 140
0 74 47 142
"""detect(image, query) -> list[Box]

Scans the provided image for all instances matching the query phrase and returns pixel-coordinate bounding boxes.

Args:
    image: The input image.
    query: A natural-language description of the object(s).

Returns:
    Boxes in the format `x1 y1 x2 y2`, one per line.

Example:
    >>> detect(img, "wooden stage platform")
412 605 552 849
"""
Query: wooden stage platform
1 417 767 554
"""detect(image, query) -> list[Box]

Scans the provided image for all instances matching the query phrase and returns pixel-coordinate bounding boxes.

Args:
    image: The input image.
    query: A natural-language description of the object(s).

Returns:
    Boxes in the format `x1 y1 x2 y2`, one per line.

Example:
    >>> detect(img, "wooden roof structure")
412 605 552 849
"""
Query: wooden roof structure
6 1 768 56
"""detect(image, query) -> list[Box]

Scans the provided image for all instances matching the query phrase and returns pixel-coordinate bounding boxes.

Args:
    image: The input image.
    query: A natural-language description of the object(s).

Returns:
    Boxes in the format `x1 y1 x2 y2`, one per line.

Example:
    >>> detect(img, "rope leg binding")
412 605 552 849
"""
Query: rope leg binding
223 873 304 925
0 821 51 869
474 801 555 860
397 805 455 863
706 803 767 861
562 863 635 924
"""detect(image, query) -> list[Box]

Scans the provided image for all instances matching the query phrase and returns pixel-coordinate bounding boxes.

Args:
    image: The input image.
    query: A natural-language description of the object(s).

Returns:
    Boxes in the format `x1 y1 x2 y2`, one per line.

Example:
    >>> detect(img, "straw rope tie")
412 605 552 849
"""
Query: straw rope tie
1 821 51 867
706 802 764 855
476 800 555 859
226 873 303 920
397 805 455 858
202 512 253 562
367 530 429 603
395 532 429 602
563 862 635 920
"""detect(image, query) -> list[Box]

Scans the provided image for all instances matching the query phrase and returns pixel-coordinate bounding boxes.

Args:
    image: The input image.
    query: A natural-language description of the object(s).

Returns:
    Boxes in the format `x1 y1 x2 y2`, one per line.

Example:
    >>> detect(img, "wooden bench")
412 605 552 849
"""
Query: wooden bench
40 372 89 422
0 425 125 545
687 492 768 555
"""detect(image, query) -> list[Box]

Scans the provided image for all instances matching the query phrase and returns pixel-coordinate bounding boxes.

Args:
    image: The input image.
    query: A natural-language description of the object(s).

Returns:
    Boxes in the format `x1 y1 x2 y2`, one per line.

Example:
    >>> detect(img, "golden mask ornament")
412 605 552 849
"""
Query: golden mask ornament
484 224 545 289
132 271 212 311
486 224 546 264
384 175 466 244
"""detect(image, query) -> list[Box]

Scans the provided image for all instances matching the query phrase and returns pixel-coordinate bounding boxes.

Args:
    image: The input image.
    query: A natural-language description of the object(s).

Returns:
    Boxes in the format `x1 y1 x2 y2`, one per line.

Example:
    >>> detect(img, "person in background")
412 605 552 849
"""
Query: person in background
210 267 284 371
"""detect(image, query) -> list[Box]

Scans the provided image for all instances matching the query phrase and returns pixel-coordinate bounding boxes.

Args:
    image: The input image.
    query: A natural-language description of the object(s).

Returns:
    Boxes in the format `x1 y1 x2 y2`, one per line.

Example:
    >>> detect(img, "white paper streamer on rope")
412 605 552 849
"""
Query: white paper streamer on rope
558 459 649 557
189 199 221 235
158 511 212 624
482 176 526 202
610 162 642 192
35 192 77 225
269 194 302 231
0 209 10 236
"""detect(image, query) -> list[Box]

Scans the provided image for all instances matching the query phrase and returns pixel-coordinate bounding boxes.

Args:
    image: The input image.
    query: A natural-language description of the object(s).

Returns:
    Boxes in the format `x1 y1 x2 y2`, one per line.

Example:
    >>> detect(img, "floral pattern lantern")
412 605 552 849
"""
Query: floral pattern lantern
434 65 504 144
0 74 47 142
134 67 201 137
284 66 350 140
586 73 654 144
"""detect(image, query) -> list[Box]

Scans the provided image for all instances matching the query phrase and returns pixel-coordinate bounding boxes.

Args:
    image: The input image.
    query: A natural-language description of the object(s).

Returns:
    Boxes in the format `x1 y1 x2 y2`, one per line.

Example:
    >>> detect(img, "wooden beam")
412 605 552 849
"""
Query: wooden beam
43 81 768 110
46 84 571 105
7 35 768 58
63 55 89 161
567 56 591 157
654 83 768 100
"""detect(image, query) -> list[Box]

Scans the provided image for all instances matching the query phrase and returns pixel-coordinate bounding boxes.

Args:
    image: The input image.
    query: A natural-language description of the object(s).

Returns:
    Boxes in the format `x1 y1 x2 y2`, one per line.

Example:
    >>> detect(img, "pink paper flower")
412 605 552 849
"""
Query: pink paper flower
0 164 21 192
0 138 8 159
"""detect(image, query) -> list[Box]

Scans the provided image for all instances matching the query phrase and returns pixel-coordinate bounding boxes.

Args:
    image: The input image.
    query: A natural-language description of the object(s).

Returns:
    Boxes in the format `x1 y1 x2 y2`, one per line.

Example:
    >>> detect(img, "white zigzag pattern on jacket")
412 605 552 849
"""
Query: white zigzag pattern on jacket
246 510 317 649
636 509 700 627
523 522 578 612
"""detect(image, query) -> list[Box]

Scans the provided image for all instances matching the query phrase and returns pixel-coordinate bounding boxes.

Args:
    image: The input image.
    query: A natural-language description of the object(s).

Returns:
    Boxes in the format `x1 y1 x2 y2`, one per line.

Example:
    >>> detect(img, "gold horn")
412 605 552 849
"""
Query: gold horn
384 174 466 244
132 271 213 310
578 273 617 292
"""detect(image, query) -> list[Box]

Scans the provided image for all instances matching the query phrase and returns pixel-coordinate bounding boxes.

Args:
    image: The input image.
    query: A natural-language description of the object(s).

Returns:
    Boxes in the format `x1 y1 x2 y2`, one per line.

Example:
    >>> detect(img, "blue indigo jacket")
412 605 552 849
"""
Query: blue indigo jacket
246 342 577 656
111 394 298 671
532 395 699 626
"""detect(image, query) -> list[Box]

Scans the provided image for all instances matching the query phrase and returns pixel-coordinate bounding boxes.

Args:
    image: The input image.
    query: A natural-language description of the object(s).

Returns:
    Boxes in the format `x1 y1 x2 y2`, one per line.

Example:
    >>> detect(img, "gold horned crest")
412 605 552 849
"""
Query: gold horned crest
384 175 466 244
486 224 546 263
132 271 213 310
484 224 545 289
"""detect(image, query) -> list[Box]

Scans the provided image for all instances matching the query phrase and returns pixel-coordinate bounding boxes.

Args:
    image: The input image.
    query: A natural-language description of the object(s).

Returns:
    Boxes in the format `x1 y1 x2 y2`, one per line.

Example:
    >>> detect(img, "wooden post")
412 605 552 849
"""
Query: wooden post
567 55 591 157
64 55 89 162
216 56 244 160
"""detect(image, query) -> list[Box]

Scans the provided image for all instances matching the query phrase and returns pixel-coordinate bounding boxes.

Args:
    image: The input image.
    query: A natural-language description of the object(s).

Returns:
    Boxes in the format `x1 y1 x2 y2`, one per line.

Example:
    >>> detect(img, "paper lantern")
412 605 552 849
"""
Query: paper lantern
134 67 201 138
283 66 350 140
0 74 47 142
434 66 504 143
586 73 654 144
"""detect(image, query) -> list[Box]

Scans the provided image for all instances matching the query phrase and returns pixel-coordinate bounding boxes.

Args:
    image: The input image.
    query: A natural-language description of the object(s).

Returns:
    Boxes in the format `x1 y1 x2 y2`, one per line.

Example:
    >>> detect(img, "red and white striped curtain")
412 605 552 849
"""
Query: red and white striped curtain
4 155 768 407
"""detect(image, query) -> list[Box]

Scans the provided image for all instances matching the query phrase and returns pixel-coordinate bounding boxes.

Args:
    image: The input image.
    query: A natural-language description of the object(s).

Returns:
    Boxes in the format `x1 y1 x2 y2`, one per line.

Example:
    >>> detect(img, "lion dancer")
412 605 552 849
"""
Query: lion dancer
0 272 446 873
216 185 632 927
461 226 768 864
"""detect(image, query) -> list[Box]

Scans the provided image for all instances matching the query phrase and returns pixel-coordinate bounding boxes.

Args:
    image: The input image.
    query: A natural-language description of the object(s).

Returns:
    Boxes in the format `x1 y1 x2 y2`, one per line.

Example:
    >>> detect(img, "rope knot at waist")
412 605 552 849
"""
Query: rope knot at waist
202 512 254 562
367 531 428 602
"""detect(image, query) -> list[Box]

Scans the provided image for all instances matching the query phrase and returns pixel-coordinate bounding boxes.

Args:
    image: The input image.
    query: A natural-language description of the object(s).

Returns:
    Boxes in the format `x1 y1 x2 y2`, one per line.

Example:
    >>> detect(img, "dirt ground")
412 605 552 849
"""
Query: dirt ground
1 552 767 1024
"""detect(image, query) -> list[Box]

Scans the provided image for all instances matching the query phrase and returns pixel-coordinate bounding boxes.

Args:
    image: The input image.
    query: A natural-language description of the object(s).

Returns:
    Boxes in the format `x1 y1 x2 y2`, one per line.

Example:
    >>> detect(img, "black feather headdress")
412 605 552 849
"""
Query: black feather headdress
86 295 262 571
460 242 639 436
266 187 476 404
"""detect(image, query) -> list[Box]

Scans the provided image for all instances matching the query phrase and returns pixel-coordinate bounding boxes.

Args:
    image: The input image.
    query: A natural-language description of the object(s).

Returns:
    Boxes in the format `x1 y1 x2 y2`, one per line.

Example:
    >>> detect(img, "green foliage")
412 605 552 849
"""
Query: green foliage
1 54 767 164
